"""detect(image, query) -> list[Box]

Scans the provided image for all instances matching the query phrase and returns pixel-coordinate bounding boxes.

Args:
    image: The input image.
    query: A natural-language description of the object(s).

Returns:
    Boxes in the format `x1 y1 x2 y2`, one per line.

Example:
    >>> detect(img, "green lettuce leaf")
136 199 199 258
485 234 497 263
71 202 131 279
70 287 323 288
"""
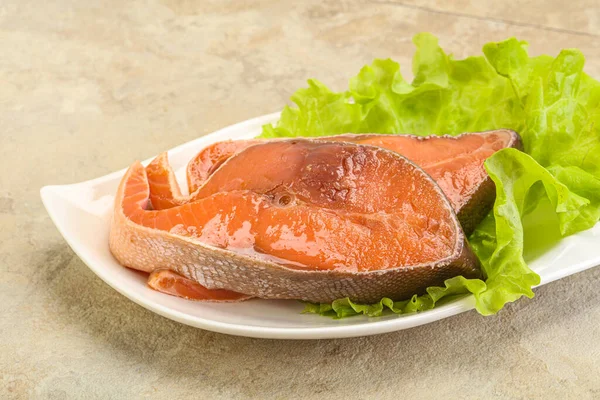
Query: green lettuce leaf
470 150 590 314
260 33 600 318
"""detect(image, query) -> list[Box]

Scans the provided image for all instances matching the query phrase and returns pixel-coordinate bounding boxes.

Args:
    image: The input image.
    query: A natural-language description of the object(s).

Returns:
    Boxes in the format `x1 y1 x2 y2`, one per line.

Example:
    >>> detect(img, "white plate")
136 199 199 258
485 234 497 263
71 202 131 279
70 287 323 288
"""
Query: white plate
41 112 600 339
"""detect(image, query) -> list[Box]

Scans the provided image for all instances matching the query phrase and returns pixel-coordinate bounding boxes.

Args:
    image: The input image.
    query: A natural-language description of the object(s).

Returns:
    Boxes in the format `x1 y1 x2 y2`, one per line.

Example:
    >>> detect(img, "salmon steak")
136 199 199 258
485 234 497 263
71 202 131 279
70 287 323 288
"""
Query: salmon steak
149 130 520 235
109 139 481 304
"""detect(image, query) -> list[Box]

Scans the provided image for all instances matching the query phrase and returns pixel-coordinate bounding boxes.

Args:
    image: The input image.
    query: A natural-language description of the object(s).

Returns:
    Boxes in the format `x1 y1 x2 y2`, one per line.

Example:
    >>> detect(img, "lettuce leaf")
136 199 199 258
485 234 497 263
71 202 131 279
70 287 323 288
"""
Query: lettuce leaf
261 33 600 318
469 150 590 314
263 34 523 138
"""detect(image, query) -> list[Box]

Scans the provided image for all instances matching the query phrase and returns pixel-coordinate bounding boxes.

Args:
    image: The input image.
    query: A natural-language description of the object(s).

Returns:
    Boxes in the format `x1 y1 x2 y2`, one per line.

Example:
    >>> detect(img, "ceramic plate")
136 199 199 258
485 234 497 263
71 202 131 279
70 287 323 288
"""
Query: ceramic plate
41 112 600 339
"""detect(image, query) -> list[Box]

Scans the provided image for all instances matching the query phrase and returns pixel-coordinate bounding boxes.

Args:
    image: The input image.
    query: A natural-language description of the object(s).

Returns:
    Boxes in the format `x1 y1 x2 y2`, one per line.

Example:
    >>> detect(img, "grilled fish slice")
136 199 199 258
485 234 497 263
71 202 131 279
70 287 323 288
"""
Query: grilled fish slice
110 140 480 303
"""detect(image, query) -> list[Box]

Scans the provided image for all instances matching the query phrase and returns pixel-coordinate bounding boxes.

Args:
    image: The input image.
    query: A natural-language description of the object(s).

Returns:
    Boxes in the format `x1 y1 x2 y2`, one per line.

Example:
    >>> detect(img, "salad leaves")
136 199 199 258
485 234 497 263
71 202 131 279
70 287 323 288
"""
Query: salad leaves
261 33 600 318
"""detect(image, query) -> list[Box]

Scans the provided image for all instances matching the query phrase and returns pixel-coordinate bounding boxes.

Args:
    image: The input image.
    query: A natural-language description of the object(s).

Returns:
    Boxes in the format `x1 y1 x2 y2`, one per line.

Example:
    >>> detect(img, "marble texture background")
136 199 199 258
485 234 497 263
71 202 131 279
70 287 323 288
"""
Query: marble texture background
2 0 600 398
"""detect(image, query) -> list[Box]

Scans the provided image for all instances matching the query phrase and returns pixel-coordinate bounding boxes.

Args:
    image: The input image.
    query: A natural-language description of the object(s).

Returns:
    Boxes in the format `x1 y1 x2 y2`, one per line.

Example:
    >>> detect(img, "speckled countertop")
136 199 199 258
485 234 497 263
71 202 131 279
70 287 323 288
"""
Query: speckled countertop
2 1 600 398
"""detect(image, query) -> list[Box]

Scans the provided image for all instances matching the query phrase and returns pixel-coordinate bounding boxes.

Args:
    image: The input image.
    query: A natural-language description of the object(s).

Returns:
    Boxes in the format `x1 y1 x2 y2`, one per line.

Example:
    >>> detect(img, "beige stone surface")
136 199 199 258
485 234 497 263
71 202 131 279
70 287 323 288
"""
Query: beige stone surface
393 0 600 36
2 0 600 398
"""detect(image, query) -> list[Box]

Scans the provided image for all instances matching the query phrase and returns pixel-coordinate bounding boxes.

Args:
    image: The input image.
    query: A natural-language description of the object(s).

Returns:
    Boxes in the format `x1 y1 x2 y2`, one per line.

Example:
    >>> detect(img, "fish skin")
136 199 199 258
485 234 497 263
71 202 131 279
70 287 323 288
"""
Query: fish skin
150 130 521 235
110 140 481 303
